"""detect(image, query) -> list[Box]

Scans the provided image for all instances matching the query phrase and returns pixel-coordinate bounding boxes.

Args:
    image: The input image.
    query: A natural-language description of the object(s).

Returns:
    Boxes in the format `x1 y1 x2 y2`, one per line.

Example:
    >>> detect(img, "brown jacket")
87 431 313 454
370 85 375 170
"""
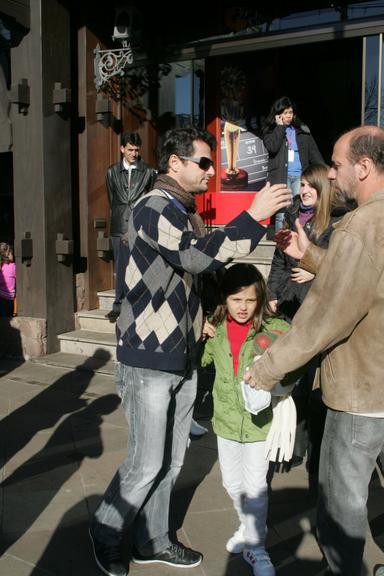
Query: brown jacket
251 189 384 413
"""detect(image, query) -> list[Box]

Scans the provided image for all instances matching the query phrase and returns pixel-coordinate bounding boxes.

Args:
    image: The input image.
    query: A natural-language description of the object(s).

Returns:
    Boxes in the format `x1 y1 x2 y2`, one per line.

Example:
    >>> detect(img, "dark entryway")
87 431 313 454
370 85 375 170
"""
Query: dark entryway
214 36 362 163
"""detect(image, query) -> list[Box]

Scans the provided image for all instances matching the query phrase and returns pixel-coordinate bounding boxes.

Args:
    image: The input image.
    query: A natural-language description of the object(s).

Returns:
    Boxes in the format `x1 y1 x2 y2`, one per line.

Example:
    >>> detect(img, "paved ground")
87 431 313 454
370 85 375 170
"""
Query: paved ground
0 352 383 576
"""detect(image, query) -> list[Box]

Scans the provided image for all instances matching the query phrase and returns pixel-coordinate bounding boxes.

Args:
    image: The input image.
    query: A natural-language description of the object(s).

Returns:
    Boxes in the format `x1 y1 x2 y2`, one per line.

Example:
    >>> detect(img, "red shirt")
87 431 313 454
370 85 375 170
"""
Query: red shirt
226 316 252 375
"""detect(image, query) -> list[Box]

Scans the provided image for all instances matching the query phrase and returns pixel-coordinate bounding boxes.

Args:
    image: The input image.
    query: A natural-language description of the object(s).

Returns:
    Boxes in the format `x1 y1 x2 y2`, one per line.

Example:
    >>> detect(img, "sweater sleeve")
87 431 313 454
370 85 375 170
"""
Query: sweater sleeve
135 197 266 275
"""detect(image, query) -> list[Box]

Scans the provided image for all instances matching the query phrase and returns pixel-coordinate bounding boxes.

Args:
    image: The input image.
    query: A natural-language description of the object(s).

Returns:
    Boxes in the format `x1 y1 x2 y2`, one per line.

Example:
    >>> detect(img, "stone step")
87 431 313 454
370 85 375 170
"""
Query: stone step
97 289 115 309
232 256 275 279
248 240 276 260
76 309 116 333
58 329 116 359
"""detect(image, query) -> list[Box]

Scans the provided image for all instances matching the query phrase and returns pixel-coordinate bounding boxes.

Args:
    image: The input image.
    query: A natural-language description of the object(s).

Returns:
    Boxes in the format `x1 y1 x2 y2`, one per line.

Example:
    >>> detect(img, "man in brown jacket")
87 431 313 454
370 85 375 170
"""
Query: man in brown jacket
245 125 384 576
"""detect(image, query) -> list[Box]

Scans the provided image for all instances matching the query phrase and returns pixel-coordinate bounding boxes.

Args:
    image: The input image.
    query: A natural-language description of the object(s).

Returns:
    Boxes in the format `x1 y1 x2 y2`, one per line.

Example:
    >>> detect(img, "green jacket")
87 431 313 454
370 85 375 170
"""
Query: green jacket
201 316 290 442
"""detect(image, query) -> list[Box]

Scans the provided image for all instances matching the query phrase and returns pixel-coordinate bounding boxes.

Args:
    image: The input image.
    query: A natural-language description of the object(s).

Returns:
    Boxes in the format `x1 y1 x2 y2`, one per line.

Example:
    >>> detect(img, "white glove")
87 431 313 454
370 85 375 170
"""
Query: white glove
265 395 297 463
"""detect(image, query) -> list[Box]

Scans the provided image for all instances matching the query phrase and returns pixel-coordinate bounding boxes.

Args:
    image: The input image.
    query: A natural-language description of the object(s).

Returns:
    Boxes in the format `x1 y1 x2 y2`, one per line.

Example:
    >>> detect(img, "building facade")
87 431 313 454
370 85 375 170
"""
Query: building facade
1 0 384 356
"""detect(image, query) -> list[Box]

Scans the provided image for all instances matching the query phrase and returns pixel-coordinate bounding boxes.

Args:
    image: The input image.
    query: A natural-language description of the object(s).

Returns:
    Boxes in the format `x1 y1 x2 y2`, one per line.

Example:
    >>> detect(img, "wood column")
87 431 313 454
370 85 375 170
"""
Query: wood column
10 0 74 354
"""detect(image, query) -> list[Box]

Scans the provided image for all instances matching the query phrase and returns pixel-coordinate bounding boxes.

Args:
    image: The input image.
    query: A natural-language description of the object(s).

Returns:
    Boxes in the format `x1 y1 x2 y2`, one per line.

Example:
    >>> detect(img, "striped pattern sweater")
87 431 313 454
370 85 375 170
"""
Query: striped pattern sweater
116 188 266 371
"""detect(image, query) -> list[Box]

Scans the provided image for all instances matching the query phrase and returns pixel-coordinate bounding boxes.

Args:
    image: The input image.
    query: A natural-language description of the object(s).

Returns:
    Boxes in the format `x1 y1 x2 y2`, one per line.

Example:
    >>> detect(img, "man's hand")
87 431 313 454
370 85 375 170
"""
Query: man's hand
291 268 315 283
243 365 260 389
275 218 310 259
247 182 292 222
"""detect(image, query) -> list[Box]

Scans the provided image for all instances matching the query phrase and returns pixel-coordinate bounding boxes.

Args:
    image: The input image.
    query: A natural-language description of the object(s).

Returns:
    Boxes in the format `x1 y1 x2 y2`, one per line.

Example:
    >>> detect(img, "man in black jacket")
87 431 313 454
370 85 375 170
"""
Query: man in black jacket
106 132 156 321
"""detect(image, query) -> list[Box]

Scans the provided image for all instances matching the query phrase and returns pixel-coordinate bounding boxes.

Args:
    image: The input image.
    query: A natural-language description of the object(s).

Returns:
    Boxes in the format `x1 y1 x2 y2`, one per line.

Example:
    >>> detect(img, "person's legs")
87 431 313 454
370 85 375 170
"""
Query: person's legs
317 409 384 575
110 235 122 316
242 440 269 547
275 175 300 232
91 365 193 550
0 297 13 317
217 436 246 527
133 368 197 555
217 438 269 551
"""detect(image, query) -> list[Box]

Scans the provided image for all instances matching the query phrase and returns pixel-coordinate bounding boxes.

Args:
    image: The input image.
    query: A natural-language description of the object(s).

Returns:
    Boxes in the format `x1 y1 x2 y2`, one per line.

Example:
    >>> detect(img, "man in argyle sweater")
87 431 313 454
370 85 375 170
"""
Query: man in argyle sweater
90 127 291 576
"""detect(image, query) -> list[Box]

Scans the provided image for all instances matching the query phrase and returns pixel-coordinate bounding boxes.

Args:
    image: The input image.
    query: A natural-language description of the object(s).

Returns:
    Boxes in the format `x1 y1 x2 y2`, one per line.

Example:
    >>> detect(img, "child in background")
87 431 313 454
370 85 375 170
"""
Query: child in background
0 243 16 317
201 263 290 576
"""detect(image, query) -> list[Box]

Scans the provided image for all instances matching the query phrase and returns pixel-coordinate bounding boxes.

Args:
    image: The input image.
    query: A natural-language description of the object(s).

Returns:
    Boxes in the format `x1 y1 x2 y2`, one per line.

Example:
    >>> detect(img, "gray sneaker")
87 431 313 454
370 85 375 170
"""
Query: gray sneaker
89 529 127 576
132 543 202 567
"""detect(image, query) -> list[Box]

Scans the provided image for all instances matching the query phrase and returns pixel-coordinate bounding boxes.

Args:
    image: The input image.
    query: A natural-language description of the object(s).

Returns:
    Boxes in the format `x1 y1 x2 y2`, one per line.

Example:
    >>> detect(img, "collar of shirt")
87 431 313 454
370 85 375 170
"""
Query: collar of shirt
123 159 137 171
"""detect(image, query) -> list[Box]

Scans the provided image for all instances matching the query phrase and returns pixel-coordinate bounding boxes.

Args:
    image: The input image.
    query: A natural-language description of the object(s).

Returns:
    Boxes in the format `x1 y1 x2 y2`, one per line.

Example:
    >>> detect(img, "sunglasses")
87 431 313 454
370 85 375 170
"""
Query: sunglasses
179 156 214 171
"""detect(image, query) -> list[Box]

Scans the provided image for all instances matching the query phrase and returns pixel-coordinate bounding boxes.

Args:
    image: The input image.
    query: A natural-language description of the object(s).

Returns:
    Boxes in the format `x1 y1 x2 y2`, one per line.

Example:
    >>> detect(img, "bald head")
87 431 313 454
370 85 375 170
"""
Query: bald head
344 125 384 174
329 125 384 205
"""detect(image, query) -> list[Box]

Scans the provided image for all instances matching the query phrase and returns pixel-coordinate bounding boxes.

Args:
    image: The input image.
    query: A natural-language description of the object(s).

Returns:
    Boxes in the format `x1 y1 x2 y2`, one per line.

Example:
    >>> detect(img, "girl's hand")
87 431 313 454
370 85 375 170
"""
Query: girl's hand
291 268 315 284
202 320 216 340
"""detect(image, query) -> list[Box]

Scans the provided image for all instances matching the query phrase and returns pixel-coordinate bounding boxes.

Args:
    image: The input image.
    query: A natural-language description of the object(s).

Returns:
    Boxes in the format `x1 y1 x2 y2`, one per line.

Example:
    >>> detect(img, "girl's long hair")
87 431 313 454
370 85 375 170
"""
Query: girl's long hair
210 263 274 332
301 163 333 241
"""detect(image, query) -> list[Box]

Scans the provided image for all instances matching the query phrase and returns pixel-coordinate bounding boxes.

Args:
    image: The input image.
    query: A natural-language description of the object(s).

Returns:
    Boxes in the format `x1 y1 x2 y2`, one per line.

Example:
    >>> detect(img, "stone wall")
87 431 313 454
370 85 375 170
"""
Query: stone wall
0 317 47 359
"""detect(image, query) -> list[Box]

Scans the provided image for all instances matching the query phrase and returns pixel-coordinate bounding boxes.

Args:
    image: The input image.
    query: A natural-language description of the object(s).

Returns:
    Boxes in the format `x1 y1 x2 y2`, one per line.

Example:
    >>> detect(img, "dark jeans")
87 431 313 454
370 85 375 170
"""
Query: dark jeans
0 297 14 317
292 358 326 475
111 236 123 315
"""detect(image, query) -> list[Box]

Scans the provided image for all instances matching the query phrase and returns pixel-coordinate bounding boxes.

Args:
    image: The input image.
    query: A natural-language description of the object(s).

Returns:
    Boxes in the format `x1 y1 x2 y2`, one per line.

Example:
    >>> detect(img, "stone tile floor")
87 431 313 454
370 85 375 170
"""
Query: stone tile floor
0 356 383 576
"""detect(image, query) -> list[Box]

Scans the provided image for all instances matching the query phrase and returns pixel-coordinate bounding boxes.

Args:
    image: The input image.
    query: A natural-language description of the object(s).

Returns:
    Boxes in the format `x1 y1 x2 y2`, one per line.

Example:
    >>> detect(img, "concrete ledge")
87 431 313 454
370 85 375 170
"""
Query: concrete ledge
0 316 47 359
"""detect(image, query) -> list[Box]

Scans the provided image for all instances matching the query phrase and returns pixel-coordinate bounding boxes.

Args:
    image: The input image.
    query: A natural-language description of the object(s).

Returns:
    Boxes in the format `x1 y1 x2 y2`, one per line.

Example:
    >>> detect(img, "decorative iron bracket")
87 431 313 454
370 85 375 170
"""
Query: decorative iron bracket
94 42 134 91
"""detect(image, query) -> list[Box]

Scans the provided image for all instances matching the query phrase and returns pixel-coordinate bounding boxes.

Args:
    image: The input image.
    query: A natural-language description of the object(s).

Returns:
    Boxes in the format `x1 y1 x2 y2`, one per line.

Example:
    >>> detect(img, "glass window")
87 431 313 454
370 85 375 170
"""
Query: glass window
158 59 205 131
363 35 380 125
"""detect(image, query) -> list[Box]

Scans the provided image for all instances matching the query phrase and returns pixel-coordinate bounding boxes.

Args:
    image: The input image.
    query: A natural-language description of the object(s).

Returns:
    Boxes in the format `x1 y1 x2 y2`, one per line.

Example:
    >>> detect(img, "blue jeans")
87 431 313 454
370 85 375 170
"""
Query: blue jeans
317 409 384 575
275 175 301 232
92 363 197 554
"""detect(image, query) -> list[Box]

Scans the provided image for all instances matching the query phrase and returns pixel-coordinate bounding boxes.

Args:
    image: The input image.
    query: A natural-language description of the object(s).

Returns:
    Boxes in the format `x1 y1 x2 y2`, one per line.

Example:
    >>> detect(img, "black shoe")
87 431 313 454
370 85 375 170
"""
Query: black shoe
105 310 119 323
132 542 202 567
89 529 127 576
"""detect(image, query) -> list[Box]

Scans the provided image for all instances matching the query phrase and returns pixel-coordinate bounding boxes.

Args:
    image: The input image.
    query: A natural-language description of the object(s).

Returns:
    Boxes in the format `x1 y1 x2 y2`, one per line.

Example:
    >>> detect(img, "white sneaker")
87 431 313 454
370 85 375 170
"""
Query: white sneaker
190 419 208 436
226 524 246 554
243 547 275 576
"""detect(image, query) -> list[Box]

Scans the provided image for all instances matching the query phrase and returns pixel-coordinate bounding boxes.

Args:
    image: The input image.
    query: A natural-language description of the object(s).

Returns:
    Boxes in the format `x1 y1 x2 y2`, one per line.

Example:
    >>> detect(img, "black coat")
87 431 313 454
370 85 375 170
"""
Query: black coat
107 158 156 236
263 123 323 184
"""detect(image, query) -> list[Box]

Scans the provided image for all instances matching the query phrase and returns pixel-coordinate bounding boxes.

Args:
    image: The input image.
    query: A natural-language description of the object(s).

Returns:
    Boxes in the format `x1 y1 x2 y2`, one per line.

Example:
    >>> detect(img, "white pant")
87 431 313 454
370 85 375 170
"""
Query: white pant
217 436 269 547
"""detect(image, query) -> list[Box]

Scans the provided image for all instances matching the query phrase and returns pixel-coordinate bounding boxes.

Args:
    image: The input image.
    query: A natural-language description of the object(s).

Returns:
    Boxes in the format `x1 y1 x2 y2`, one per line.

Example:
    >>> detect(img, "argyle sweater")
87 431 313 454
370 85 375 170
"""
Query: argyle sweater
116 188 266 371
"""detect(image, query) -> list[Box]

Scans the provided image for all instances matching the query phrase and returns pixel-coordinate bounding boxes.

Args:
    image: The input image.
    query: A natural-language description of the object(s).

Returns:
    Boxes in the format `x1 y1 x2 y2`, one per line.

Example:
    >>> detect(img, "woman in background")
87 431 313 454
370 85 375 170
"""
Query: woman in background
263 96 323 231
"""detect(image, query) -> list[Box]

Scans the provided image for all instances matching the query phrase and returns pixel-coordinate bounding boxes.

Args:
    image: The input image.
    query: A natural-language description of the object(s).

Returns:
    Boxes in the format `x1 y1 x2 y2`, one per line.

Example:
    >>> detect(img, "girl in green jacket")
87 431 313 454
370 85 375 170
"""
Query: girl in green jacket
201 263 289 576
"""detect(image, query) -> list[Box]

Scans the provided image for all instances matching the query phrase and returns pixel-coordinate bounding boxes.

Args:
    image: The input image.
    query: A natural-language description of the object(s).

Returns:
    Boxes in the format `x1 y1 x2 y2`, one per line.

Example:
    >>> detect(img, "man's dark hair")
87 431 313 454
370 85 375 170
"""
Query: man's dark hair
121 132 142 147
348 128 384 173
158 127 216 174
